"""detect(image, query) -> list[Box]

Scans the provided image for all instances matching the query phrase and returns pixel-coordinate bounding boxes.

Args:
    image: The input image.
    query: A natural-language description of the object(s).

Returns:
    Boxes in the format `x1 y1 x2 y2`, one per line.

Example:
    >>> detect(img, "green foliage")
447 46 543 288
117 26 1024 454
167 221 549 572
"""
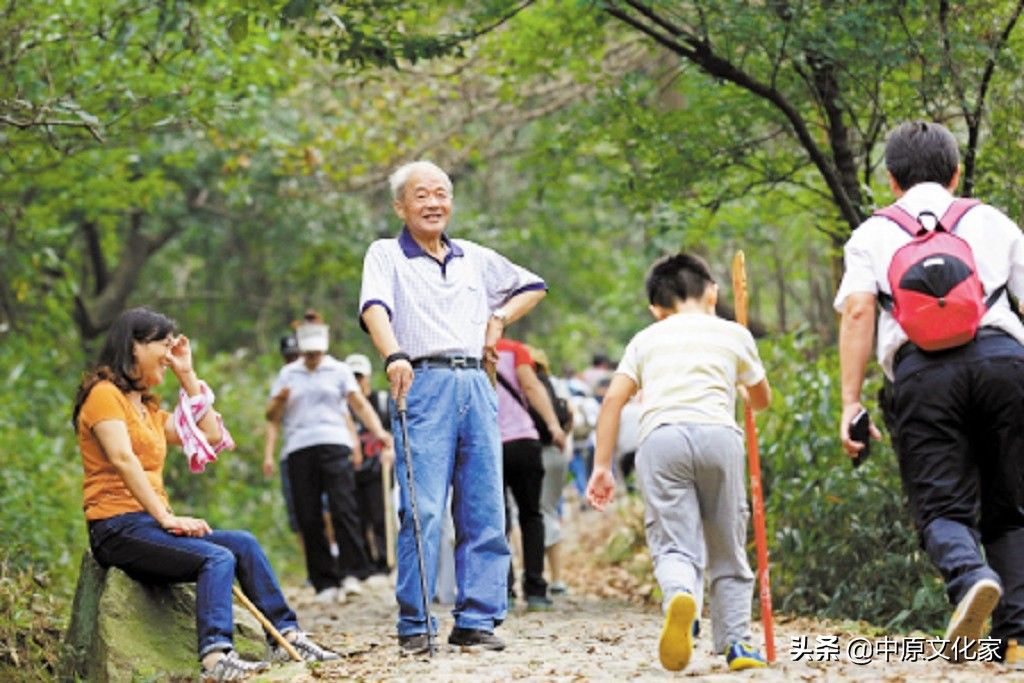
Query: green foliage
0 561 64 680
759 332 947 632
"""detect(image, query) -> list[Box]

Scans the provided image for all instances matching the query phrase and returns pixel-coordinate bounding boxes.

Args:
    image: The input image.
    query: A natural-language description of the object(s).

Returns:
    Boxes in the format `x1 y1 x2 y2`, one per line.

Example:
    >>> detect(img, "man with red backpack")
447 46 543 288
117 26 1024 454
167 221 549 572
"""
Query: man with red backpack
836 121 1024 662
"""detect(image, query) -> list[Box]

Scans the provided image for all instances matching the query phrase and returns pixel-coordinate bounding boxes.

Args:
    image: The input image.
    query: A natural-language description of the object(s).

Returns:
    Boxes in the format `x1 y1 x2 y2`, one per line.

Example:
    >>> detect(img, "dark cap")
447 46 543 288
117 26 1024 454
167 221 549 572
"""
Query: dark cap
279 335 299 358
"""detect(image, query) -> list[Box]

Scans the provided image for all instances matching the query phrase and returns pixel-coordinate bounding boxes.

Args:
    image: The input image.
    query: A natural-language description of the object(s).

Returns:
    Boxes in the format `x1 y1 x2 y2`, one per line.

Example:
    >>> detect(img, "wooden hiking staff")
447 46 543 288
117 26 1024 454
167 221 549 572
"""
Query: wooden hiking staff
731 251 776 664
231 584 302 662
382 457 397 569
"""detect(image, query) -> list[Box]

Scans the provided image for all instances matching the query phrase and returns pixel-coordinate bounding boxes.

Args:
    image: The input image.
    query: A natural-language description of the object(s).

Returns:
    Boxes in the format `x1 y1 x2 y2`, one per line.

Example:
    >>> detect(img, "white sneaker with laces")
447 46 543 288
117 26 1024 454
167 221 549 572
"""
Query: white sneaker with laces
342 575 364 597
200 649 269 681
271 632 341 662
943 577 1002 662
313 587 339 604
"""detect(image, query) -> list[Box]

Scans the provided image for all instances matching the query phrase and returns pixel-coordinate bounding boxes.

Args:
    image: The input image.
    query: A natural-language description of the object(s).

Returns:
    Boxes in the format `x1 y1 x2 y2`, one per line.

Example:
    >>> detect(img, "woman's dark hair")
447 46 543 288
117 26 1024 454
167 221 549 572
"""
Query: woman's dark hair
71 307 177 429
884 121 960 191
645 252 714 308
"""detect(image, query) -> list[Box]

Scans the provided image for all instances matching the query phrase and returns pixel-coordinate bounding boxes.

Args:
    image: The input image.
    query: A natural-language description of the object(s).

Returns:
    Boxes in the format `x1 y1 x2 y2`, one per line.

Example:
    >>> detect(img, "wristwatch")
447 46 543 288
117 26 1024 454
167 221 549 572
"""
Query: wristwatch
491 307 509 325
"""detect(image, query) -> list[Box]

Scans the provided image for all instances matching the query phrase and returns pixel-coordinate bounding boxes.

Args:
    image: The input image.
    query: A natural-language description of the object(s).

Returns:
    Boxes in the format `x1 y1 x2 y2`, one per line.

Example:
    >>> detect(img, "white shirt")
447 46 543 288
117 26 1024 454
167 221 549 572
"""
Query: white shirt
834 183 1024 378
270 355 358 457
616 311 766 443
358 228 545 359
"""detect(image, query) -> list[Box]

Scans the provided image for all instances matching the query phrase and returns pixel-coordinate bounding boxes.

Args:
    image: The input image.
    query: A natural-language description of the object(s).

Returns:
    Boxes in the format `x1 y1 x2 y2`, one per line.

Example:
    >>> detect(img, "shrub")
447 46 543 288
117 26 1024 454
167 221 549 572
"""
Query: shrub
758 332 946 631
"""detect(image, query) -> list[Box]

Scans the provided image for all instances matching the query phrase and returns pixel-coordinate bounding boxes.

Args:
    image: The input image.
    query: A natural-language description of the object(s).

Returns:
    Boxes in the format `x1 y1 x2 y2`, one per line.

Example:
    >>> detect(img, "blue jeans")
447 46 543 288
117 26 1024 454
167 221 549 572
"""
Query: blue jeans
88 512 299 657
568 445 591 497
390 367 509 636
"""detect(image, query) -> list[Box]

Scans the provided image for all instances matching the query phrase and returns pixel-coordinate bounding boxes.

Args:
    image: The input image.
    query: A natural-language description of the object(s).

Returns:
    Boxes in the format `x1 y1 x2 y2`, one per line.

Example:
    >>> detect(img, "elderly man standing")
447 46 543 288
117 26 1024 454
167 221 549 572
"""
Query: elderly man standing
359 160 547 653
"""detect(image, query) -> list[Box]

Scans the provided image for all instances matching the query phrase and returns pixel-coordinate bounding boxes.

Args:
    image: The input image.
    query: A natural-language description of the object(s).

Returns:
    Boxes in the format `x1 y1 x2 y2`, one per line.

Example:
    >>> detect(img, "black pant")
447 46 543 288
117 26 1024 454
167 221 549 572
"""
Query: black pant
288 444 372 591
355 457 389 573
503 438 547 598
890 333 1024 646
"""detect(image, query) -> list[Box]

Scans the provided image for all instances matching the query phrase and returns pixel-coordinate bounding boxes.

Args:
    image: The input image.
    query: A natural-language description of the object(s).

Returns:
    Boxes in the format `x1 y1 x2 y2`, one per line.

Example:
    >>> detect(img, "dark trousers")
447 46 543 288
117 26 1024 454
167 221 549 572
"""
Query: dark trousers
889 333 1024 647
503 438 547 598
288 443 372 591
355 457 389 573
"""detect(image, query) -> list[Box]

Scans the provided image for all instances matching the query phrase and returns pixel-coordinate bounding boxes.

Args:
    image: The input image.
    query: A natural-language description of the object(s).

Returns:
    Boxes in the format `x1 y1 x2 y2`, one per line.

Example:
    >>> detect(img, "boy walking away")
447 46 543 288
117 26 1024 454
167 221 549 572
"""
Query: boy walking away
586 253 771 673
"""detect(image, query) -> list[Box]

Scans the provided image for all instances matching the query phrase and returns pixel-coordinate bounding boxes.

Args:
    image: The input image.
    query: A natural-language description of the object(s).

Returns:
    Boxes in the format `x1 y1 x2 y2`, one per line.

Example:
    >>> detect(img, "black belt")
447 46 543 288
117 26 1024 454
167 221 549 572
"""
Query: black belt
893 327 1009 369
411 355 482 370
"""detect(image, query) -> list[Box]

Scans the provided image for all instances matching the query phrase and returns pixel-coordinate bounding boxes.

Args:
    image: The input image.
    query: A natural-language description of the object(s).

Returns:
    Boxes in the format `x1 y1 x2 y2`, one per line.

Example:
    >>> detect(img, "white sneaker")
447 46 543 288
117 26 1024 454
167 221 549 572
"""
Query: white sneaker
342 575 364 597
313 587 339 604
364 574 390 590
943 577 1002 662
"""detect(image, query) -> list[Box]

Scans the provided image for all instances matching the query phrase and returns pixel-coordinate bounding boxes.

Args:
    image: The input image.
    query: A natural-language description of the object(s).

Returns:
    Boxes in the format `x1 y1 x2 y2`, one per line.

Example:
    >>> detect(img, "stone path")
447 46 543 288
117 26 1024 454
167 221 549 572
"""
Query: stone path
260 504 1024 682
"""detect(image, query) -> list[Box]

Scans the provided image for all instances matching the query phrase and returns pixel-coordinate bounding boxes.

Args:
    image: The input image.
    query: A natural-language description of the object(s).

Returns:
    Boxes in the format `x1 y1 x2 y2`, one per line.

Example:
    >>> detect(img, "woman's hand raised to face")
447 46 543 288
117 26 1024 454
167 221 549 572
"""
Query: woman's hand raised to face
167 334 196 380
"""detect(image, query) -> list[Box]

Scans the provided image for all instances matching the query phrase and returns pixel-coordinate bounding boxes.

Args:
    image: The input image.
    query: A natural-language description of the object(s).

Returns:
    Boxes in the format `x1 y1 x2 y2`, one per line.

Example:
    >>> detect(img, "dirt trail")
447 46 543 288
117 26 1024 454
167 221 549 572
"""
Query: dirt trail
271 504 1024 682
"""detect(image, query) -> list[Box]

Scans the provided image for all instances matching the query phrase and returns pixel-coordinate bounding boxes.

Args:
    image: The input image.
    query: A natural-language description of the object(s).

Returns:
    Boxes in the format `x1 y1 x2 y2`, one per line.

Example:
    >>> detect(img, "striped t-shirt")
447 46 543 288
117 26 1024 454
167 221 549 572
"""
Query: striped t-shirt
616 311 766 442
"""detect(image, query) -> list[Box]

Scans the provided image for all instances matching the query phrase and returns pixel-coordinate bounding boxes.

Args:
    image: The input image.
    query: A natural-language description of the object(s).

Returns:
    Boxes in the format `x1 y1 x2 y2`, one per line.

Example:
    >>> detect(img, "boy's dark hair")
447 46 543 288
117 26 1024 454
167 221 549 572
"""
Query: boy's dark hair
645 253 714 308
884 121 960 191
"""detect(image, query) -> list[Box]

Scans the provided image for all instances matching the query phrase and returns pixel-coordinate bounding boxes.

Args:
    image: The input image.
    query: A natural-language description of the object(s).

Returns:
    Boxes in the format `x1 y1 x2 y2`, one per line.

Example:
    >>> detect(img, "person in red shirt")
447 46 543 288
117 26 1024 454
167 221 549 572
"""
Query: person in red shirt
494 338 566 611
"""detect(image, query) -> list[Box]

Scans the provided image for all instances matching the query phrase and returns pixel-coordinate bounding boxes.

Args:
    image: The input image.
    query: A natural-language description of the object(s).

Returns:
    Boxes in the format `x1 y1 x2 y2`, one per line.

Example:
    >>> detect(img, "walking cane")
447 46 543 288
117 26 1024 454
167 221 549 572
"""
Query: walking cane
382 456 397 569
731 251 776 663
396 396 435 656
231 585 302 662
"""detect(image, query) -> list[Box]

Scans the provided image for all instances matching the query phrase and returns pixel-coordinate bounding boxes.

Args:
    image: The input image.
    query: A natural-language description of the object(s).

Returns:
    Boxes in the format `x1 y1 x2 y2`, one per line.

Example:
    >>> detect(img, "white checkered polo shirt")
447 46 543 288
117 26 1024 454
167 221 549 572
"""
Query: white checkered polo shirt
359 228 546 359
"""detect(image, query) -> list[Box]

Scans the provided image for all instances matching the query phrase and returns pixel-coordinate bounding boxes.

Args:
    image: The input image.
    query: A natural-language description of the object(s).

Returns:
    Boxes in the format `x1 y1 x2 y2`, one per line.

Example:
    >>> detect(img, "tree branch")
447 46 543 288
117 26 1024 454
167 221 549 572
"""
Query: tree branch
602 2 864 229
80 220 108 295
962 0 1024 196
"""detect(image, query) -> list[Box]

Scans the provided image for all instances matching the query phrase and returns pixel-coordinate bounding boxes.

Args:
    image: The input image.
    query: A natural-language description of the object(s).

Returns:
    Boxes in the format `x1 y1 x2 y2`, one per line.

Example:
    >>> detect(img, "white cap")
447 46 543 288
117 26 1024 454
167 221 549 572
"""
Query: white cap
345 353 372 376
295 323 329 353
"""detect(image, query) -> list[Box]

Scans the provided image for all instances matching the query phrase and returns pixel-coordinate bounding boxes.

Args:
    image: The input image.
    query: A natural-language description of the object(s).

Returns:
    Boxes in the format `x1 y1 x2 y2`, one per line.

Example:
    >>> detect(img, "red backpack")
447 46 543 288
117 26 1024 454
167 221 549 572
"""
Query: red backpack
877 198 1005 351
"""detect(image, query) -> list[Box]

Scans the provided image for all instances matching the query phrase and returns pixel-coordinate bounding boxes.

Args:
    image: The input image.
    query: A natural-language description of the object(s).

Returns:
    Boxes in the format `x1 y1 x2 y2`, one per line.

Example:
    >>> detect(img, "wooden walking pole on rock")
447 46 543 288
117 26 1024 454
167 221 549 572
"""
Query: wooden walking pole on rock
231 585 302 662
731 251 776 664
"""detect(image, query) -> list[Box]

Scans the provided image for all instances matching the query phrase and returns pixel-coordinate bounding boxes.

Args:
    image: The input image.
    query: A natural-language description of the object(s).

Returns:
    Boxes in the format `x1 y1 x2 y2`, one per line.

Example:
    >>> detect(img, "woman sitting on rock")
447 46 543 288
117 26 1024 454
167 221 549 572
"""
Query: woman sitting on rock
72 307 338 681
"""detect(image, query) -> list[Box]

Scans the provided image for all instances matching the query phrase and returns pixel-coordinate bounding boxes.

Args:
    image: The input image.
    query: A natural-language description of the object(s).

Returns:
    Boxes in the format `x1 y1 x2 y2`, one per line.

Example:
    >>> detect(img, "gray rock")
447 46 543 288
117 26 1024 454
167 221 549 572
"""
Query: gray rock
60 551 269 682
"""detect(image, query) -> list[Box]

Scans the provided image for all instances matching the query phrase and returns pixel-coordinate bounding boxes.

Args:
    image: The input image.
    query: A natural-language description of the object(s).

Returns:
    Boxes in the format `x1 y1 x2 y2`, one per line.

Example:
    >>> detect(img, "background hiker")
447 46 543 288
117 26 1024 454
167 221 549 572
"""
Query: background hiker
528 345 574 596
836 120 1024 661
344 352 395 579
359 160 548 653
266 310 392 605
73 307 339 681
262 334 304 561
586 253 771 673
495 337 567 611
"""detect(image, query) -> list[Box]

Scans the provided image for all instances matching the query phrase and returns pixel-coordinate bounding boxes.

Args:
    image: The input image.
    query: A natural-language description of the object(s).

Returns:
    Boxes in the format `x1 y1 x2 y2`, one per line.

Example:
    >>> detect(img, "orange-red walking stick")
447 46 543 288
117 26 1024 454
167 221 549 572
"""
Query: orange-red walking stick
731 251 776 663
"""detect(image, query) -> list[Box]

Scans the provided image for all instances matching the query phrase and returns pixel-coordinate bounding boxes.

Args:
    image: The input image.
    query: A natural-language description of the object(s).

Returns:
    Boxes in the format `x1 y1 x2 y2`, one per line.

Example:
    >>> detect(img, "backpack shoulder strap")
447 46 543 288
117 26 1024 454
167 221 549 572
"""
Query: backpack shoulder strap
496 370 529 412
938 198 982 233
874 205 923 237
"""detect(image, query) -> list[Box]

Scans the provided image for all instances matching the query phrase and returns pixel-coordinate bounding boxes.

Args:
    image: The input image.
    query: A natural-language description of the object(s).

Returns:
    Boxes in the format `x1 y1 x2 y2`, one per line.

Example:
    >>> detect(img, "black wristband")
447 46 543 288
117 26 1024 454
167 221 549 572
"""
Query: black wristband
384 351 411 371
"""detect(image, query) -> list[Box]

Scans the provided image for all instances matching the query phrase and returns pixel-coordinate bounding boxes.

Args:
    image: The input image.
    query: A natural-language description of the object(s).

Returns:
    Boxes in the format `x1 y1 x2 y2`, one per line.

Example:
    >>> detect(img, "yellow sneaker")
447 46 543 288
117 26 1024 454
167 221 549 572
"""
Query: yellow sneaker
1005 639 1023 669
659 592 696 671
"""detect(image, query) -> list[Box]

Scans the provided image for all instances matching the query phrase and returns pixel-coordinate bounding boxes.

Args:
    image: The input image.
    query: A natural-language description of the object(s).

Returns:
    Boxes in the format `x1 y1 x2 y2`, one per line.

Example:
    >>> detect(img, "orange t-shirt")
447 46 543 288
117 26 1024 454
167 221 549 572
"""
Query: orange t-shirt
77 380 172 521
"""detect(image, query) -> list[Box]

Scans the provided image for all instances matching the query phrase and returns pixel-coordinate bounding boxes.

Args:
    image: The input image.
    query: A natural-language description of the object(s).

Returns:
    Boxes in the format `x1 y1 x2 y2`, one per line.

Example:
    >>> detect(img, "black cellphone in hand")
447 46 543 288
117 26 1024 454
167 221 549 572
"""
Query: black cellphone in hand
850 409 871 468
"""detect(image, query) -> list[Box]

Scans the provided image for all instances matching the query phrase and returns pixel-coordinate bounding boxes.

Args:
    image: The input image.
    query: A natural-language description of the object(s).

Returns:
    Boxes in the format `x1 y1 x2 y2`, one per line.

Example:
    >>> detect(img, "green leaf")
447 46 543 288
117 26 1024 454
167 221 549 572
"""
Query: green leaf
227 13 249 43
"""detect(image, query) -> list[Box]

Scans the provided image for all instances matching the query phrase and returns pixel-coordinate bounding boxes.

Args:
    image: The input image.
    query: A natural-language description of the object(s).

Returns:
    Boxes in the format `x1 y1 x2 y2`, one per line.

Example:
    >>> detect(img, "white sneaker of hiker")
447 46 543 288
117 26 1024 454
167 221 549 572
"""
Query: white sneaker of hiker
943 577 1002 662
342 575 364 597
313 586 339 604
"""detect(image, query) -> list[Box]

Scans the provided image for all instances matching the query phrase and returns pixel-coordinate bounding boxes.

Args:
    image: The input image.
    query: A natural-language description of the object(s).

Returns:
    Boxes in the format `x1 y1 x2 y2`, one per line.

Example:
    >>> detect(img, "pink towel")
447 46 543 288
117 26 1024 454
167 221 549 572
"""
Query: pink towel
174 381 235 473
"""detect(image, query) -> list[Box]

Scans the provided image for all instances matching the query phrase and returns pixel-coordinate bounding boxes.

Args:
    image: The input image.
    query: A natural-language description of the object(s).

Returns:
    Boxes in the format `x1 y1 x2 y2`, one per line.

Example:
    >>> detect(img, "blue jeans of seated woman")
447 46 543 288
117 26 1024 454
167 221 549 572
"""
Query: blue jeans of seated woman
390 367 509 636
88 511 299 658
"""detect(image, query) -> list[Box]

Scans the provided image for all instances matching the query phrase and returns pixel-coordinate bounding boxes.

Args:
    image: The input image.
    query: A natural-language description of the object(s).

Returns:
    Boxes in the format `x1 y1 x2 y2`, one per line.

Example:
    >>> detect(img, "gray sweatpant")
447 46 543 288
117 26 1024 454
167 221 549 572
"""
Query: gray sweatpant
636 422 754 654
